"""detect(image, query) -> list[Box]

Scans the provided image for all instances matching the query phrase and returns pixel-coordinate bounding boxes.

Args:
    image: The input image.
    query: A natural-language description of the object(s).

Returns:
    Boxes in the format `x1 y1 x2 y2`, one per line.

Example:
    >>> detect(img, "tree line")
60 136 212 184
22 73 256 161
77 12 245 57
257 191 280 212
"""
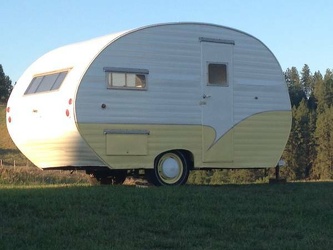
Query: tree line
283 65 333 181
1 63 333 183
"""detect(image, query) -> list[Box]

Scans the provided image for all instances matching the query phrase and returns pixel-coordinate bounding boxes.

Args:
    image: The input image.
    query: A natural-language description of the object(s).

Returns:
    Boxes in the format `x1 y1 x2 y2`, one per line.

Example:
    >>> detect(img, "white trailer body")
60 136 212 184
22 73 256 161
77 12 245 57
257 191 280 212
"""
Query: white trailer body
6 23 291 185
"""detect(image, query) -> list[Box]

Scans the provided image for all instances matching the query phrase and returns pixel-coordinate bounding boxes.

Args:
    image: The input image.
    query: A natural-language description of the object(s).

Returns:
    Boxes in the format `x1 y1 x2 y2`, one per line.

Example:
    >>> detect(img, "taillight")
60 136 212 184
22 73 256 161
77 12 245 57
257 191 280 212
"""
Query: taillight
6 106 11 123
66 98 72 117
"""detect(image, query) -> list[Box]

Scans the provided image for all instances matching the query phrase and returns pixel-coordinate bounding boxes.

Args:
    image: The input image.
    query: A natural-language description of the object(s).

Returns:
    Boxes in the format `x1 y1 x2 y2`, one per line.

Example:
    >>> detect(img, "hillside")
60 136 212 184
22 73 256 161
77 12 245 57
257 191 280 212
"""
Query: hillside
0 105 31 166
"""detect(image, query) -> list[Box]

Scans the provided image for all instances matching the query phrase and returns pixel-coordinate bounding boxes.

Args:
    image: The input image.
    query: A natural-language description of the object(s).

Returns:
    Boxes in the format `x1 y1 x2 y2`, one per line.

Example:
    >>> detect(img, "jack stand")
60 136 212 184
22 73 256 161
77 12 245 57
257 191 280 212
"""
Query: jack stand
269 164 286 184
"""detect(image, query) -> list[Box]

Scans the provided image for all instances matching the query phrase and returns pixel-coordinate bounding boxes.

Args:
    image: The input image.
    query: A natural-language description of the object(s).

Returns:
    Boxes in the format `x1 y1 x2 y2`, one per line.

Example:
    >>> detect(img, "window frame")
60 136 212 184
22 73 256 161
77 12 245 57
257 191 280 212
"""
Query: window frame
207 62 229 87
24 69 70 95
103 67 149 91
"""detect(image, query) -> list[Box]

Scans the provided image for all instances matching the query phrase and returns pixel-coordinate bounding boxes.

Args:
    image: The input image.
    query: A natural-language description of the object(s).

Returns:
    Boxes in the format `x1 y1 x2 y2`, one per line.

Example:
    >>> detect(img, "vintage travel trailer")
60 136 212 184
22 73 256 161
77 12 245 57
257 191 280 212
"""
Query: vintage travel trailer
6 22 291 186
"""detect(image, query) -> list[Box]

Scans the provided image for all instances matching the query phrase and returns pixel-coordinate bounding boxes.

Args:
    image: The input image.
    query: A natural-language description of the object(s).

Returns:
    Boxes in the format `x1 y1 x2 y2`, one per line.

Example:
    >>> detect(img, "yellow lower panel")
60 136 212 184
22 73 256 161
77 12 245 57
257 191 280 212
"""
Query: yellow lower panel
77 110 291 169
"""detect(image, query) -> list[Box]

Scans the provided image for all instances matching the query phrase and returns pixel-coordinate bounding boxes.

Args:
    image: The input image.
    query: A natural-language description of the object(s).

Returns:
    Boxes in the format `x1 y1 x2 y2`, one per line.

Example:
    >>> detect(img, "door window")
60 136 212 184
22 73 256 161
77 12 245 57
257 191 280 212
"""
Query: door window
208 63 228 86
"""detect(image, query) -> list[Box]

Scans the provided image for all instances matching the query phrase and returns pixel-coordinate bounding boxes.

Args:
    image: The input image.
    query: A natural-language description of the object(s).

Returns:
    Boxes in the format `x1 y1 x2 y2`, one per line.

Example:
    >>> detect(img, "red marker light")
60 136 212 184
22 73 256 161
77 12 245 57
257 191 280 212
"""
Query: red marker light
7 107 11 123
66 98 73 117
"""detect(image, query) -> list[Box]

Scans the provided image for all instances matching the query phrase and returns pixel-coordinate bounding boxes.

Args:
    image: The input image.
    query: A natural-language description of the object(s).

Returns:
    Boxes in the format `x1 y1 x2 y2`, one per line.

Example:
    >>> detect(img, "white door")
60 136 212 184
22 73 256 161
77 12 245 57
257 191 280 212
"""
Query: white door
201 40 234 162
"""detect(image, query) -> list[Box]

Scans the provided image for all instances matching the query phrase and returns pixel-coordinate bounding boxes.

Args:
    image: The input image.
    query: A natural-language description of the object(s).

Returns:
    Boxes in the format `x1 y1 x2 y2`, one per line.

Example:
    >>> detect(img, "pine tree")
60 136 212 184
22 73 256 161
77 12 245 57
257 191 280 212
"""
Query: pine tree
310 72 333 180
285 67 300 86
314 77 333 114
324 69 333 82
300 64 313 98
311 106 333 179
284 99 312 179
307 109 317 176
323 79 333 107
0 64 13 103
285 67 306 107
311 71 324 111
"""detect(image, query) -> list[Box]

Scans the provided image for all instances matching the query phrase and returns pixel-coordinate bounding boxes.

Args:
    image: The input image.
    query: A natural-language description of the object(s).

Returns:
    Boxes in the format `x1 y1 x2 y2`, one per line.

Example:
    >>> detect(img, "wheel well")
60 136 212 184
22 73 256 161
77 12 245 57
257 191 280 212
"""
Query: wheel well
155 149 194 170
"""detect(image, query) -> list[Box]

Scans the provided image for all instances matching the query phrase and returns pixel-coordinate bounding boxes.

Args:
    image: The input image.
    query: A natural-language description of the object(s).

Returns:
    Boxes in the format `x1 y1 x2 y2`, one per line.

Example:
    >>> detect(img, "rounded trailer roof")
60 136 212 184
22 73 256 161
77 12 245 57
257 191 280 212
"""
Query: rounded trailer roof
14 22 282 97
22 22 276 78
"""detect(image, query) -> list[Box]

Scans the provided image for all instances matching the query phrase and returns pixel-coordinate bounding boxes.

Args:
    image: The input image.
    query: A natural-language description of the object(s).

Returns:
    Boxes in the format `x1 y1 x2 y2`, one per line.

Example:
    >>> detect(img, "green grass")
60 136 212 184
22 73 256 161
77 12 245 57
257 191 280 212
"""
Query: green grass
1 182 333 250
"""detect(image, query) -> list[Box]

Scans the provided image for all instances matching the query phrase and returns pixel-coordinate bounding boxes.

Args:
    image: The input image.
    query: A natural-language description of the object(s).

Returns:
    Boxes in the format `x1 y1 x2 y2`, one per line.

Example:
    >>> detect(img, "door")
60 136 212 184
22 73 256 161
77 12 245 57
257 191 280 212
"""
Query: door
201 40 234 162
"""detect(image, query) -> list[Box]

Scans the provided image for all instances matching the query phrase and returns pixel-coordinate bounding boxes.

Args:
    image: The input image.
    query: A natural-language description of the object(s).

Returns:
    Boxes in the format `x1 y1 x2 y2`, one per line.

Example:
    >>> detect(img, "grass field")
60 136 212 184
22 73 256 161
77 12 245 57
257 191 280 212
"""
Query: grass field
1 182 333 250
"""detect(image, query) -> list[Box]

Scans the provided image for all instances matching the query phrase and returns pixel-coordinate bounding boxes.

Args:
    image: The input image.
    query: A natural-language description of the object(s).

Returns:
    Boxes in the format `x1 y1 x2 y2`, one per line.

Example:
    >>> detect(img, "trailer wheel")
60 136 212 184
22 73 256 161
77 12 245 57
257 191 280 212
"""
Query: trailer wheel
149 151 189 186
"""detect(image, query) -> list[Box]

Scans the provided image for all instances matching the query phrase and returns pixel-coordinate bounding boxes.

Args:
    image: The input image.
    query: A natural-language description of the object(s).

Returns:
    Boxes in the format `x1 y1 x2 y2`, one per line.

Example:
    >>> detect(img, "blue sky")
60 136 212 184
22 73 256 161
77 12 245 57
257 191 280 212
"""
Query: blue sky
1 0 332 83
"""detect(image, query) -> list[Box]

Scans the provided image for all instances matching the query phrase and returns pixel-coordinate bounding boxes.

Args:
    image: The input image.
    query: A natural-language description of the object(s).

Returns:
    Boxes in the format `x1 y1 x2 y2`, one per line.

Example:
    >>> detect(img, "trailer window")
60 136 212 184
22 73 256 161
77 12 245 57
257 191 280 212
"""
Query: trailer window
24 71 68 95
106 72 146 89
104 67 148 90
208 63 228 86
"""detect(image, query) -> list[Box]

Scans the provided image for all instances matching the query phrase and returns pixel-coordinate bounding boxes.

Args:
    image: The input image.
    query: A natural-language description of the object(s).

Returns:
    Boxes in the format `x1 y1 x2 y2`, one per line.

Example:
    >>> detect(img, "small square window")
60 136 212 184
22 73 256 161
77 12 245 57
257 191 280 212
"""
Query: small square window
208 63 227 86
106 72 147 90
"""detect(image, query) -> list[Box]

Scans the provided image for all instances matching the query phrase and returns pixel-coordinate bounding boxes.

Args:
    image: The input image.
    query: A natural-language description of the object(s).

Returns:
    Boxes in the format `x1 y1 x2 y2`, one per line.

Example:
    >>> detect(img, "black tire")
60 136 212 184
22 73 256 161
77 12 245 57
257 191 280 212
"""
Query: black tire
148 151 189 186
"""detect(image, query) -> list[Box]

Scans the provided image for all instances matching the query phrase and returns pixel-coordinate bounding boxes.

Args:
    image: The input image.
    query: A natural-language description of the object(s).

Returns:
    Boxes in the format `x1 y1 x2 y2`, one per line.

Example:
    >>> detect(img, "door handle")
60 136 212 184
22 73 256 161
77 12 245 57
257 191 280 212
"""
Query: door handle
203 94 211 99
